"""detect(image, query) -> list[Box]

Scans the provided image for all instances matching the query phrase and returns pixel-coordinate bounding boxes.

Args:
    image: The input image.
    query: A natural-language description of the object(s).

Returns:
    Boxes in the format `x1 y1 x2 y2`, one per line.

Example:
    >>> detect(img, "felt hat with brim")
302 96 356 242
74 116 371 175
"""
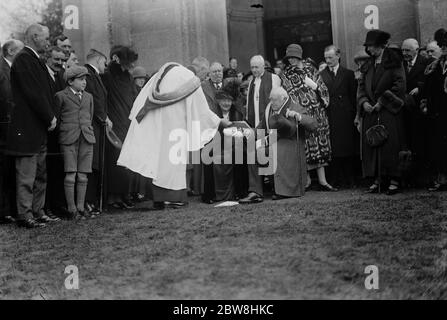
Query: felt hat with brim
132 66 149 79
64 66 89 82
284 44 303 60
363 30 391 47
106 126 123 149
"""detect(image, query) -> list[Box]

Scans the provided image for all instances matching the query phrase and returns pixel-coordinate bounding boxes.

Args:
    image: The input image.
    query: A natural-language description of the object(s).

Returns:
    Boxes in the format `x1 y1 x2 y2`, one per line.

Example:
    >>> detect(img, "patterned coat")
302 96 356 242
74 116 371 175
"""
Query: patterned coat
281 60 331 167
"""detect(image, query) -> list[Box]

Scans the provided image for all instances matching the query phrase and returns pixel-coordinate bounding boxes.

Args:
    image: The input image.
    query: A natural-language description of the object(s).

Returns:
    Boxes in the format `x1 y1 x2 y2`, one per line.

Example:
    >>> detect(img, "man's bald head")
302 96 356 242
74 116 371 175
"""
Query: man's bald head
191 57 210 81
427 41 442 59
2 39 24 61
402 38 419 62
25 24 49 53
250 55 265 78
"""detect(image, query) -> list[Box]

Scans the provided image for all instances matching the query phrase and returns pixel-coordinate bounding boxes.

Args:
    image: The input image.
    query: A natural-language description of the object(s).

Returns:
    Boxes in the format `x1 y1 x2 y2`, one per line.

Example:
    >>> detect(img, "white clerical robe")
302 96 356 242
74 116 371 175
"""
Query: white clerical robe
118 65 220 190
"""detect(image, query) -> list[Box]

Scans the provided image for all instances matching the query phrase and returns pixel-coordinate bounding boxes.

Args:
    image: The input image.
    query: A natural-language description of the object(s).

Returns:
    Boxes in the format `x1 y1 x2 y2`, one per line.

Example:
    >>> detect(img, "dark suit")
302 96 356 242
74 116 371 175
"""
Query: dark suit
403 55 430 185
321 65 358 186
45 65 67 214
202 79 221 116
84 64 108 206
0 58 16 217
7 47 56 220
200 80 221 202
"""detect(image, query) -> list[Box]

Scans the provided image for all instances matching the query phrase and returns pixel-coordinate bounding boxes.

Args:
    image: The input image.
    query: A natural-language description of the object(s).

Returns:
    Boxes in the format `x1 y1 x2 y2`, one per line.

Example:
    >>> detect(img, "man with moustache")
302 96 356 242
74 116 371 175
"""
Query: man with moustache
7 24 59 228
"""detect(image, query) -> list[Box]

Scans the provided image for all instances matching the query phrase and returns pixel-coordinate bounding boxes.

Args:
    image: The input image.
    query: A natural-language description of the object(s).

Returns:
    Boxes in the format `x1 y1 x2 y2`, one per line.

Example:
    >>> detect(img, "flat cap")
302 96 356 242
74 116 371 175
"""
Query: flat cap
64 65 89 82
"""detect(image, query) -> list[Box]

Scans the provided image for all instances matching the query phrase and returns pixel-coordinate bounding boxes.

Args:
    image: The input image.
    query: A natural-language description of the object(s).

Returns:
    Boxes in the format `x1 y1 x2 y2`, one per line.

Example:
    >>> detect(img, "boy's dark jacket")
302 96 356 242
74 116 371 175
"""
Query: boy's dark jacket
55 87 96 145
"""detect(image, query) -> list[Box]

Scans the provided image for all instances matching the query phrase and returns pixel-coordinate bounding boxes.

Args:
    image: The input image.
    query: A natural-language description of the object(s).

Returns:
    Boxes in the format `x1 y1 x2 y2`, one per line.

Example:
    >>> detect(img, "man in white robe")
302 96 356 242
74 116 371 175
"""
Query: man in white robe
118 63 230 210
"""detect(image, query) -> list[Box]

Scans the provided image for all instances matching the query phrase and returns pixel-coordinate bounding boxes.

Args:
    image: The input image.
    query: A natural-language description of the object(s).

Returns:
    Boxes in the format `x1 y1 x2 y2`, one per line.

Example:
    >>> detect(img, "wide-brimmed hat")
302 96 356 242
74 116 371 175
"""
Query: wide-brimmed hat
106 126 123 149
284 44 303 60
363 30 391 47
438 31 447 47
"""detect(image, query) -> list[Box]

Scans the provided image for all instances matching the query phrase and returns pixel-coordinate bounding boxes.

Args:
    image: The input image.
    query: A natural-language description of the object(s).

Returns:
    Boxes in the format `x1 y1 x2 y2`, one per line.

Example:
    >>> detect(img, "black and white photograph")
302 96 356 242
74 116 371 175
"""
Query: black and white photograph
0 0 446 305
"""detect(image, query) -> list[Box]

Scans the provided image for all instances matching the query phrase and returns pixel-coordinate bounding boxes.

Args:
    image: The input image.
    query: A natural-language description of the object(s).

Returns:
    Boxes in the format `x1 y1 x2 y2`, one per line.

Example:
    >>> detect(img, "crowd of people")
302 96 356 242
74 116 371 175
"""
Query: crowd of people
1 22 447 228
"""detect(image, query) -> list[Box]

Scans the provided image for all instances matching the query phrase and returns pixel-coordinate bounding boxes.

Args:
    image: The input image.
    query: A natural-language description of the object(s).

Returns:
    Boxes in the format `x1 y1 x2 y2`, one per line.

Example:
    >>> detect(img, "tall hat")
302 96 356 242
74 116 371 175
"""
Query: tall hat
363 30 391 47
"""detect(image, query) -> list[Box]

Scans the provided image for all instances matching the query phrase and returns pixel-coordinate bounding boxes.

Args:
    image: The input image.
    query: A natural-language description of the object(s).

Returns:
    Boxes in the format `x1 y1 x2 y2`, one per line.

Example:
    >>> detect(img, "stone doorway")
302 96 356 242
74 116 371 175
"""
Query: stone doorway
263 0 333 65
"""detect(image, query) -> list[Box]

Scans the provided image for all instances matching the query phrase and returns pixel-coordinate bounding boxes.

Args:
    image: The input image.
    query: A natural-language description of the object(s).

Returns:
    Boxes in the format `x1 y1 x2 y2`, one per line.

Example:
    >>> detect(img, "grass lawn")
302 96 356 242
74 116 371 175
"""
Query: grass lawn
1 190 446 300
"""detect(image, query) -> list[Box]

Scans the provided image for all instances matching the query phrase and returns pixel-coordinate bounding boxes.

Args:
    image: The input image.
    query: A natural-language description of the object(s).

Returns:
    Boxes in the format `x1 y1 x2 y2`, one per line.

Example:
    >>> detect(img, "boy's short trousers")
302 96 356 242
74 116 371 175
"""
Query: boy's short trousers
61 135 94 173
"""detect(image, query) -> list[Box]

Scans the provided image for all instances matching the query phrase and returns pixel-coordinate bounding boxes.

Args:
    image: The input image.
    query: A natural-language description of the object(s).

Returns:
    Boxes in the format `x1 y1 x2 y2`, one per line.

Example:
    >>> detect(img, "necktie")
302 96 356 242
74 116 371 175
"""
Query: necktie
215 83 221 90
330 68 336 78
76 92 82 102
407 62 413 74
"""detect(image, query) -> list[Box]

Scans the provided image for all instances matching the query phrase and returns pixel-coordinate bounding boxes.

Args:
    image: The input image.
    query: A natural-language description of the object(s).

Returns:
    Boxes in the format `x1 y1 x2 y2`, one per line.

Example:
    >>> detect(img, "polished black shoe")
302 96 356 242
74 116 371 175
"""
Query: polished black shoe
79 211 95 219
202 199 215 205
386 186 400 196
17 219 46 229
85 203 101 216
153 201 165 210
428 182 445 192
318 184 338 192
239 192 264 204
121 198 136 209
366 184 379 194
0 216 16 225
45 211 61 222
165 201 187 209
36 215 58 223
272 194 289 201
66 211 79 221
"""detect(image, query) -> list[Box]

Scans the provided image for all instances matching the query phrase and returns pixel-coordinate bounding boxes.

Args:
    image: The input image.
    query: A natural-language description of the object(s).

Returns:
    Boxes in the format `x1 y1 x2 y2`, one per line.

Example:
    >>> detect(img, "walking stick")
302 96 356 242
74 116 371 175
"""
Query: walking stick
377 113 382 194
98 122 106 213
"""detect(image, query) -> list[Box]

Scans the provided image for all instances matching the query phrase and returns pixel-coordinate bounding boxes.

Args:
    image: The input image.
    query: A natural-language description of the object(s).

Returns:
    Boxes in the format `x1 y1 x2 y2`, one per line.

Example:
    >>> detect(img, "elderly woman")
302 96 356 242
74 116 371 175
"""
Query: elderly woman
280 44 336 192
358 30 406 195
256 87 317 199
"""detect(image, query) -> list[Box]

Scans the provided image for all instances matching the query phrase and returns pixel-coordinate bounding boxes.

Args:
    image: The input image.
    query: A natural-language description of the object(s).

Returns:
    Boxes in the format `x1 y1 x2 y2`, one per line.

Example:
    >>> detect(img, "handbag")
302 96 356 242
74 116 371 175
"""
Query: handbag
365 113 388 148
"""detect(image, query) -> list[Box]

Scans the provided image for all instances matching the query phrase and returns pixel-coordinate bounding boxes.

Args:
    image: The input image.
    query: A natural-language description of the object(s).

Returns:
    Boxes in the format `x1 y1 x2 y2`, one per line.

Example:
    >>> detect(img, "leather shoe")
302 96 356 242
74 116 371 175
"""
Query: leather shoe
239 192 264 204
202 198 215 204
366 184 379 194
318 184 338 192
17 218 46 229
36 214 58 223
428 182 445 192
272 194 288 201
386 186 400 196
0 216 16 225
165 201 187 209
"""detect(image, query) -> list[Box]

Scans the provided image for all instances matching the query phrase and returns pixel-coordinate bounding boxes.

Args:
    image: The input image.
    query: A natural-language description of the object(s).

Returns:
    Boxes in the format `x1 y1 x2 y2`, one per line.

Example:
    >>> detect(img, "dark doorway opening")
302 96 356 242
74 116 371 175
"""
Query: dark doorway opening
264 6 333 65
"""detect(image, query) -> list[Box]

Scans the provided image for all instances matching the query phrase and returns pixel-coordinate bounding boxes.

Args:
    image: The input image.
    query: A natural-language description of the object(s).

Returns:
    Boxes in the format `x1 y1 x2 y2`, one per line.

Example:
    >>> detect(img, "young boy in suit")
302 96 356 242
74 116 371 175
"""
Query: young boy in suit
55 66 96 219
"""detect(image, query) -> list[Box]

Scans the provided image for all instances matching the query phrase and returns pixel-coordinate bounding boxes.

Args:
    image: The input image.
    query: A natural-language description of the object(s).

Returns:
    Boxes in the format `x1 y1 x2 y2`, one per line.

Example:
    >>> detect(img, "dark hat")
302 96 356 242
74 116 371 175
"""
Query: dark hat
438 31 447 47
284 44 303 60
64 65 89 82
353 49 370 64
132 66 149 79
434 28 447 44
106 126 123 149
363 30 391 47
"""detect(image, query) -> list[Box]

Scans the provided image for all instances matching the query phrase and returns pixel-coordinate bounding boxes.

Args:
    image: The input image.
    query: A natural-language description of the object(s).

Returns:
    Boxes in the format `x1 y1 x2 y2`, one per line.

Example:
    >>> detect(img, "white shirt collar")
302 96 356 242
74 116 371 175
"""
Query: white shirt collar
88 63 100 75
46 64 56 81
70 87 82 96
329 64 340 76
25 46 40 59
3 57 12 68
410 55 417 66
